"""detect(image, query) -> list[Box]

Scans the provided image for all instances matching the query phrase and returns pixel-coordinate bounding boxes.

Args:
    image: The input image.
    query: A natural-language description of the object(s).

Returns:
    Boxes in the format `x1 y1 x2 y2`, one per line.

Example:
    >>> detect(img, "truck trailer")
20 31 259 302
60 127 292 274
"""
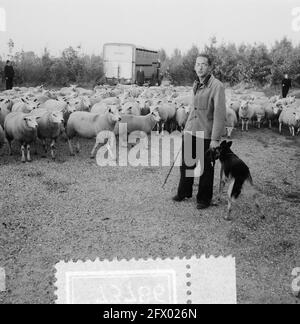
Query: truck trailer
103 43 161 86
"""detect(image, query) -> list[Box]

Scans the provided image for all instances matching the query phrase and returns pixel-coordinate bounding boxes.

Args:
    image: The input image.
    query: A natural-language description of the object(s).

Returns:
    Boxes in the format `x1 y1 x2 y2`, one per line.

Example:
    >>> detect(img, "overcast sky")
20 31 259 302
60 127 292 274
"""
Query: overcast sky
0 0 299 57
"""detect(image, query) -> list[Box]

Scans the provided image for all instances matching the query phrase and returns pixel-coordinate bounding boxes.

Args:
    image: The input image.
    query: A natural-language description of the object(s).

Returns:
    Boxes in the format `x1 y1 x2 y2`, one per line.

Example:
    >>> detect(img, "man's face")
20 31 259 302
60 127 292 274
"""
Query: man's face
195 57 210 79
285 74 288 79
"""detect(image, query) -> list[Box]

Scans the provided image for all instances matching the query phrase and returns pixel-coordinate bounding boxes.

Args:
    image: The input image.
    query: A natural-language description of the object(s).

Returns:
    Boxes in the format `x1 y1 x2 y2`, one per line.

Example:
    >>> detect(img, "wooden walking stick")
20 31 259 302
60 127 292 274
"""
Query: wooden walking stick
162 146 182 189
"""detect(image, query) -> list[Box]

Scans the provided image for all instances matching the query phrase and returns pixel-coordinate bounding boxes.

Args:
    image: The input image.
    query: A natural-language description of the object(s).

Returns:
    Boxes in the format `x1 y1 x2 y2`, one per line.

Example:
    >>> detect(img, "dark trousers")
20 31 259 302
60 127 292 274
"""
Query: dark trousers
6 78 13 90
177 135 214 204
282 86 290 98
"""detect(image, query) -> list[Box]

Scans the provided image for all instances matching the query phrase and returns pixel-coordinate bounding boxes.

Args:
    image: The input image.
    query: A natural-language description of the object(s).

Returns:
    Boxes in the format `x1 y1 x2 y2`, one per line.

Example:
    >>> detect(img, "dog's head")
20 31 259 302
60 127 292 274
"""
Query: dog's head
206 140 233 163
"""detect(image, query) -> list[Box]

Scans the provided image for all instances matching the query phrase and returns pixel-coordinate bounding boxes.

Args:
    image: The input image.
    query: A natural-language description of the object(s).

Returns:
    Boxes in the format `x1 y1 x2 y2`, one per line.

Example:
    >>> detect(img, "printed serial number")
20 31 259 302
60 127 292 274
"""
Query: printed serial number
147 309 197 319
95 283 168 304
68 271 176 304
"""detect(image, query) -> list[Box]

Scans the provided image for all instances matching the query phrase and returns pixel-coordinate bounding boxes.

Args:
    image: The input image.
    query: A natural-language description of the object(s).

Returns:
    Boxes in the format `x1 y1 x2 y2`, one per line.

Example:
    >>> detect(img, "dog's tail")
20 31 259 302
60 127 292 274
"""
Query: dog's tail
247 173 254 186
231 177 245 200
231 172 253 199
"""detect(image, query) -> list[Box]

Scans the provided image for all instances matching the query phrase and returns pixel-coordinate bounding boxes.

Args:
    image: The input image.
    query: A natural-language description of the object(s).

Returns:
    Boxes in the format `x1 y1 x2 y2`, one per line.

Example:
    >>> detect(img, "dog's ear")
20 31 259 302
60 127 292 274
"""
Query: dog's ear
220 140 227 147
227 141 233 148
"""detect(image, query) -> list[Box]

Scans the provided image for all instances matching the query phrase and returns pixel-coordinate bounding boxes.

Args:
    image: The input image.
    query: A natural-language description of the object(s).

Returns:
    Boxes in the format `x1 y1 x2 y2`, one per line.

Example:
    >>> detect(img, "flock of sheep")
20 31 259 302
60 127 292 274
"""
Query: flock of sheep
226 90 300 137
0 84 299 163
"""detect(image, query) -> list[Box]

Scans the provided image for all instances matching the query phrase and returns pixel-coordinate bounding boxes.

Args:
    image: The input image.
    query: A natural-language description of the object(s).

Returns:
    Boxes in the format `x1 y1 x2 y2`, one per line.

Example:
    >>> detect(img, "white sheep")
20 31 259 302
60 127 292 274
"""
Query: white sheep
4 112 40 162
152 100 176 135
175 105 188 132
12 98 40 113
239 101 255 131
31 109 64 159
0 99 14 127
121 102 141 116
66 106 121 157
265 103 282 129
252 104 266 129
279 108 300 136
114 110 161 148
41 99 76 126
269 95 280 104
226 107 238 138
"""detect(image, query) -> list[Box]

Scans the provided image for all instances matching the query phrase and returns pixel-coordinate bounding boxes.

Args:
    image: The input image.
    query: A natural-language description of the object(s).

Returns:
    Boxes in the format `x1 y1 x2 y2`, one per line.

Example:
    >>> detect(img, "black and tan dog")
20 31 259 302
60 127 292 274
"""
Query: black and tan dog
209 140 264 221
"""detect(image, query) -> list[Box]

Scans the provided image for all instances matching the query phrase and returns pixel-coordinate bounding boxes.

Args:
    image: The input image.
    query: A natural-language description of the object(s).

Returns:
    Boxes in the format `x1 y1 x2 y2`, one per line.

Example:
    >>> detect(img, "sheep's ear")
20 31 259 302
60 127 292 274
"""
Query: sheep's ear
220 140 227 147
227 141 233 148
21 98 25 103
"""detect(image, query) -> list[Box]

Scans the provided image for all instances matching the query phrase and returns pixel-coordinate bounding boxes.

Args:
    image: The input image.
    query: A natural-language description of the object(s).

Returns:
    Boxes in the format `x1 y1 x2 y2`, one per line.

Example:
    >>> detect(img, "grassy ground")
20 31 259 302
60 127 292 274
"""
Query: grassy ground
0 122 299 304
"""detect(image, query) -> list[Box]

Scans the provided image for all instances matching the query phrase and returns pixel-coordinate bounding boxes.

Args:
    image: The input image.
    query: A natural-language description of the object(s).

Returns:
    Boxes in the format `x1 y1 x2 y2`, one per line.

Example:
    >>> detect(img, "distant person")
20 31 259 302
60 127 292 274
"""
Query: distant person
136 67 145 86
4 60 15 90
282 74 292 98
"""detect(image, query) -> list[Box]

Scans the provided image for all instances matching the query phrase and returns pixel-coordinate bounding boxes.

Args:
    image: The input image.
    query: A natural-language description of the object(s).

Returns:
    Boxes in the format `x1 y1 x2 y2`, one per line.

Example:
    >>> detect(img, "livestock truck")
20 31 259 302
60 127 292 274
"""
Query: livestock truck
103 43 161 86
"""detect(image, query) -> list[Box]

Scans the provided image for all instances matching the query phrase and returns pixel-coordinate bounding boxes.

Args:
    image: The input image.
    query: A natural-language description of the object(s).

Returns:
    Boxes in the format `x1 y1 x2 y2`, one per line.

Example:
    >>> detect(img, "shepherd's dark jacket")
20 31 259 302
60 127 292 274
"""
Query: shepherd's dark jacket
4 65 15 79
185 75 226 141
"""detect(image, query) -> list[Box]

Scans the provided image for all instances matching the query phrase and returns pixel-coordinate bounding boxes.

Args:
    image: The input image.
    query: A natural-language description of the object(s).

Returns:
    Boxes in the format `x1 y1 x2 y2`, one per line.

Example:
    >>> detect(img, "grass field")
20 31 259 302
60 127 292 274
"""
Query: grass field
0 122 299 304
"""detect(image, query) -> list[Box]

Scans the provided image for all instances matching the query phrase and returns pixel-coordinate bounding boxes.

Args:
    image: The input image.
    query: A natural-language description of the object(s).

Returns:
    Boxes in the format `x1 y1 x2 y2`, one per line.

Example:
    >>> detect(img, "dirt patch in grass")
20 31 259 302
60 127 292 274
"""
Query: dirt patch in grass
42 179 75 193
284 192 300 204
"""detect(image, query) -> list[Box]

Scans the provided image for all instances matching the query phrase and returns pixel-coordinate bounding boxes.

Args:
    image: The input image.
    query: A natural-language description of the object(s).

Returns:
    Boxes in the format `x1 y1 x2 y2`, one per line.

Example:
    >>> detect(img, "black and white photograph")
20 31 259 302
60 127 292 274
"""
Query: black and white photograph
0 0 299 306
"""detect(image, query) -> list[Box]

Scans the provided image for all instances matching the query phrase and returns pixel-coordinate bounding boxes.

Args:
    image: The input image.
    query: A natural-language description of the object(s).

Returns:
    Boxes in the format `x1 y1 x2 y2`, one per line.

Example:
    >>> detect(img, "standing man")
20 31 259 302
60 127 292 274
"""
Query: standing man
136 67 145 86
172 54 226 210
282 74 292 98
4 60 15 90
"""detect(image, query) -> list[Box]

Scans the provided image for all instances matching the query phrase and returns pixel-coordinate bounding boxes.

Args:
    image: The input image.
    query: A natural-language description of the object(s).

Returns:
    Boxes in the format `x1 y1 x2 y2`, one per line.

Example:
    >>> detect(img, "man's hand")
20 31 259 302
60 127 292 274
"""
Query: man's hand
210 140 220 149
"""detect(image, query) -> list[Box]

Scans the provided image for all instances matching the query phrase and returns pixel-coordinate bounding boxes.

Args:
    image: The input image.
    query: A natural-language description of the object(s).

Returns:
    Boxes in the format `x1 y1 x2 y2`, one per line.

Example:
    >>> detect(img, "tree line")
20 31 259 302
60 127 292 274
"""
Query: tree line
0 37 299 88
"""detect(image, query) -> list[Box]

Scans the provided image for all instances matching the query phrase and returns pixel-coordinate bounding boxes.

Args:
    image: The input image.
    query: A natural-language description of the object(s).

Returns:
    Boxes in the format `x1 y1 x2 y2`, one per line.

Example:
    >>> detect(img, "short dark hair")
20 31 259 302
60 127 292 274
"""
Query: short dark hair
6 60 10 64
197 54 213 66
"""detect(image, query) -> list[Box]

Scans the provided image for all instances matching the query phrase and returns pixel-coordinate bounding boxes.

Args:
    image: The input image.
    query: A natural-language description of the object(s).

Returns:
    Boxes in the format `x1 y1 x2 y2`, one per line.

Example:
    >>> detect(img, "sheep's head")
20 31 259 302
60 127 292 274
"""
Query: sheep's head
288 96 296 104
27 100 40 112
24 116 40 129
51 111 64 124
240 101 249 112
122 104 133 115
1 99 13 111
66 103 76 113
154 99 163 106
151 110 161 122
108 106 122 122
294 111 300 123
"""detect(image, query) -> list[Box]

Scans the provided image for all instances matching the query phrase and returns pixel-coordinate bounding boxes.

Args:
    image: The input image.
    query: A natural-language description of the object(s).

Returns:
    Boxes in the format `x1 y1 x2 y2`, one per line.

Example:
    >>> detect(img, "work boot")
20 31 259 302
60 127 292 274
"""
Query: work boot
172 195 192 202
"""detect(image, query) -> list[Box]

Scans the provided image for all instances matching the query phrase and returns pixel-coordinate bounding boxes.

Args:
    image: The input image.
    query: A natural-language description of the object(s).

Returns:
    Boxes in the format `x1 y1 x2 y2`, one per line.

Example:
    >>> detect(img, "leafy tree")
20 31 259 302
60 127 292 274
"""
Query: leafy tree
1 38 300 88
